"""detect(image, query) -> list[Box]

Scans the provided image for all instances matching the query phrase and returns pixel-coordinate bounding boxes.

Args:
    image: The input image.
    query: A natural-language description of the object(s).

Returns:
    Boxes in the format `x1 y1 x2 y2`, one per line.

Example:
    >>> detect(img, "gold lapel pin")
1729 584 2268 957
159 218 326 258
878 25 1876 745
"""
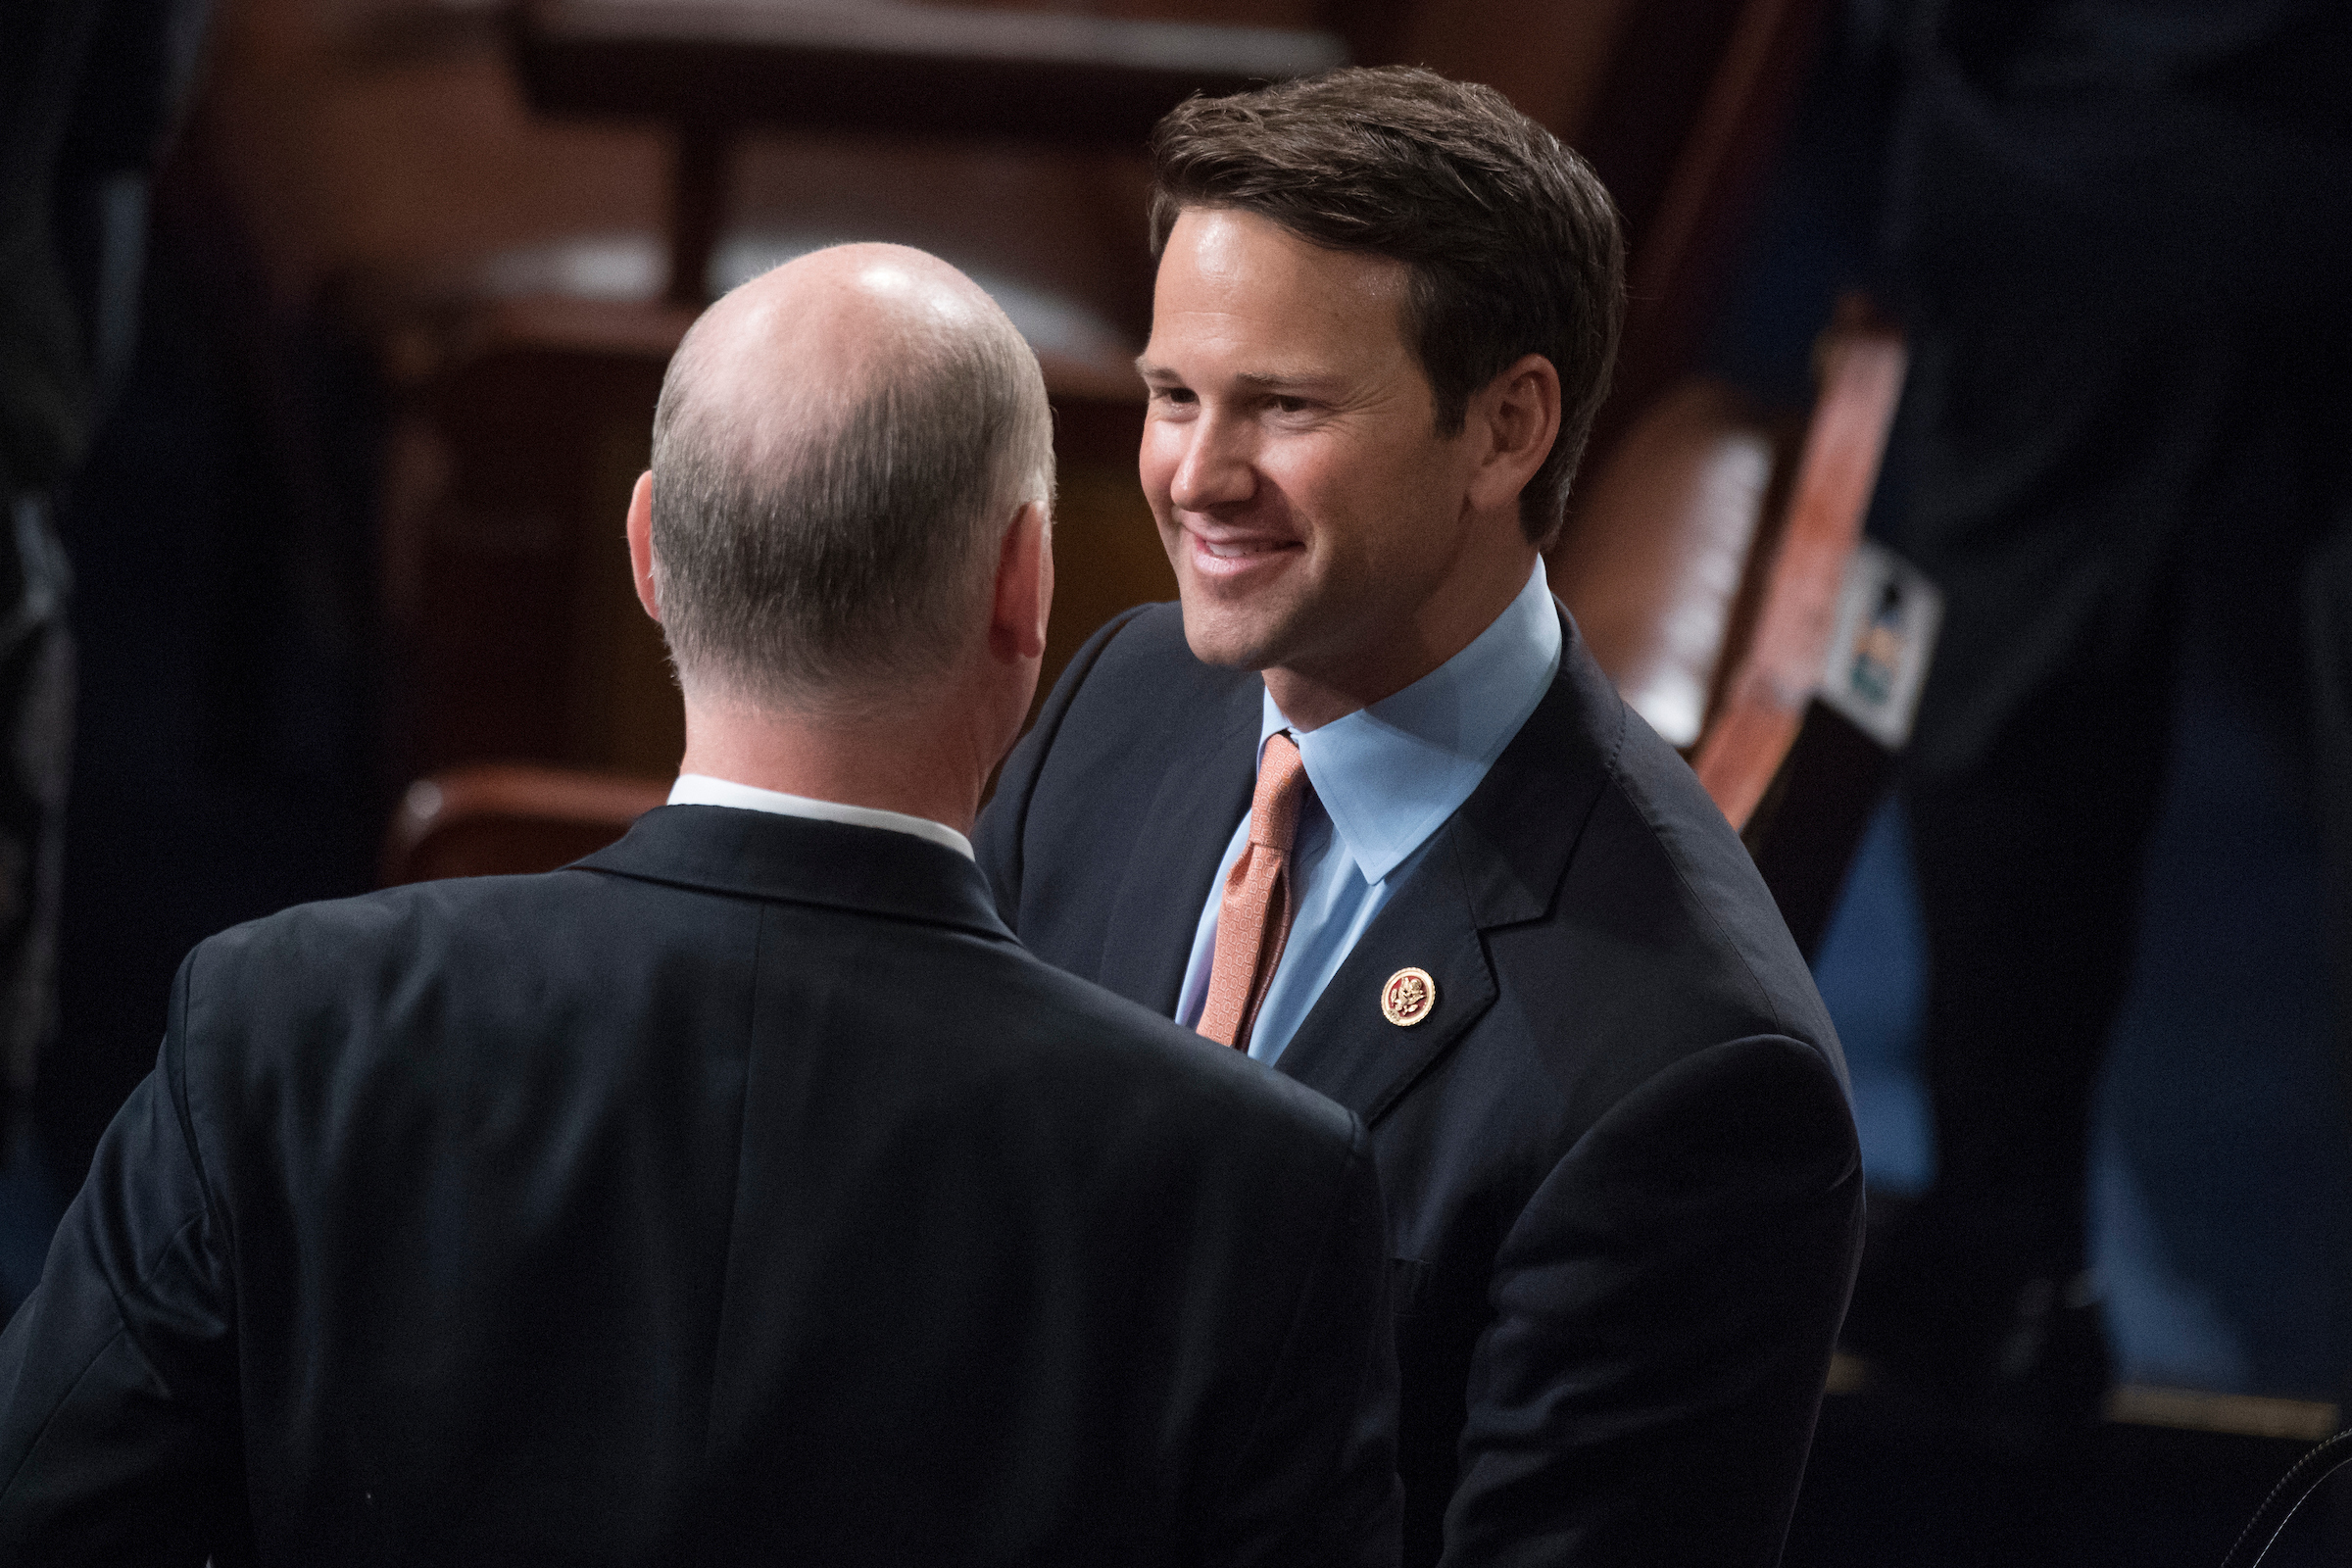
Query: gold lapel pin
1381 967 1437 1027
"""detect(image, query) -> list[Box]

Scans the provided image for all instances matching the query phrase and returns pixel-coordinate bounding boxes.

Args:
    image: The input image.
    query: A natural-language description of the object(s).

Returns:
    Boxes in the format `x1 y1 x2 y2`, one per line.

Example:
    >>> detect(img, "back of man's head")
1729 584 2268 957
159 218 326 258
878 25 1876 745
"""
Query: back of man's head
648 245 1054 713
1147 66 1624 549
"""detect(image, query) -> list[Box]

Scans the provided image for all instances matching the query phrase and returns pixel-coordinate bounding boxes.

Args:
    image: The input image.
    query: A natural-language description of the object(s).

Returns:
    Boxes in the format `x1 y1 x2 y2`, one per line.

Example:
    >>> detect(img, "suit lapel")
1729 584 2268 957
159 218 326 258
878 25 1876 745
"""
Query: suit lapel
1095 677 1262 1013
1273 827 1499 1124
1276 608 1625 1123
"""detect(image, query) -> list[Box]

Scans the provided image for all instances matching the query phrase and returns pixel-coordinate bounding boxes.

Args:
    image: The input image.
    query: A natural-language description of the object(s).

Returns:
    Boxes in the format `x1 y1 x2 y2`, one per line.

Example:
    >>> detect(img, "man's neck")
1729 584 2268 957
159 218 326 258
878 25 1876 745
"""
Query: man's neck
1264 544 1539 732
678 694 993 836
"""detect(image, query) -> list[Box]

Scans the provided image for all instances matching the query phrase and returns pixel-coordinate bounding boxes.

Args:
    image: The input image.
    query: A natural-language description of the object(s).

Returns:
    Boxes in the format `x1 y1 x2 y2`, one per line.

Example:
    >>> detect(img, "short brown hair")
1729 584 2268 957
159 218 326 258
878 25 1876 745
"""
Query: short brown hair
1149 66 1624 548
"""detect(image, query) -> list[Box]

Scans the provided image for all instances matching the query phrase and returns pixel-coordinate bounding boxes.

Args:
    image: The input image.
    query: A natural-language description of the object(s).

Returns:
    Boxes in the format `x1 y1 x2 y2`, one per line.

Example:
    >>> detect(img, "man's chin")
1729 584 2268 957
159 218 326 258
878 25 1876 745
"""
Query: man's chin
1176 598 1288 673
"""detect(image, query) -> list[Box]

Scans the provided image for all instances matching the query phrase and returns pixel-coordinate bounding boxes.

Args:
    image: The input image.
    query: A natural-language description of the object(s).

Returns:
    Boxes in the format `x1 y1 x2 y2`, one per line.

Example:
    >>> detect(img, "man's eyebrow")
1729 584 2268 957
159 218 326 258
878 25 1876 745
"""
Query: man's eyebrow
1132 359 1344 392
1232 370 1344 392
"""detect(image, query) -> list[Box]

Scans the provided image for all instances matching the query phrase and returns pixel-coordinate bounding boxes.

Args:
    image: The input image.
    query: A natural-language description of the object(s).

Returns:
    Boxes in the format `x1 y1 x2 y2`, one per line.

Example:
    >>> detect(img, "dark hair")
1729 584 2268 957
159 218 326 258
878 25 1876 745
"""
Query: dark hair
1149 66 1624 547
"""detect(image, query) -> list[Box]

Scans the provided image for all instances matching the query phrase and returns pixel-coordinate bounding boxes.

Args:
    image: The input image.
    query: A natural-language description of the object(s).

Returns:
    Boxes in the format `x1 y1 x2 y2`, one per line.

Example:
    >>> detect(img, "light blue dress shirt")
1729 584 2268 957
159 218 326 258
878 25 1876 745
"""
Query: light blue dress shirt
1175 559 1564 1063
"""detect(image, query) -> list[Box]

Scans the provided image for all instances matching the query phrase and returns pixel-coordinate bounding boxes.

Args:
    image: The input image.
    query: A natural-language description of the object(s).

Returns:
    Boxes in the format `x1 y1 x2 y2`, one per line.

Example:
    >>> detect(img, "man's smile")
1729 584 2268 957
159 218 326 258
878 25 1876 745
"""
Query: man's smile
1184 526 1305 578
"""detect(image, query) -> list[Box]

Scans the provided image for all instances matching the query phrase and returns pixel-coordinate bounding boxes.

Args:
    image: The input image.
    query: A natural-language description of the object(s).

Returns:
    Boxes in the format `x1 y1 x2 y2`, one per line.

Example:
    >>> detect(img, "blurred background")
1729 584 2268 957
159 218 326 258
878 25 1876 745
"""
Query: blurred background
2 0 2347 1560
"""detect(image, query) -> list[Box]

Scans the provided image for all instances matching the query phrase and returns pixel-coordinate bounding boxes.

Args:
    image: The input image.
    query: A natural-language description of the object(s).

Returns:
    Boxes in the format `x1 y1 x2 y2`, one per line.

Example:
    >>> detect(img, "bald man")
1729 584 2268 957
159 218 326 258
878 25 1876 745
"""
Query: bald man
0 246 1400 1568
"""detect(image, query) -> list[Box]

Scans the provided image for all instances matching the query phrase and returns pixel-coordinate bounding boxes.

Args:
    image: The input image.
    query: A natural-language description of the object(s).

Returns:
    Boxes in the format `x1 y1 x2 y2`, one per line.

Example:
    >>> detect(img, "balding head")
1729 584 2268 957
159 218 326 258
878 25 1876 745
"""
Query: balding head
648 244 1054 712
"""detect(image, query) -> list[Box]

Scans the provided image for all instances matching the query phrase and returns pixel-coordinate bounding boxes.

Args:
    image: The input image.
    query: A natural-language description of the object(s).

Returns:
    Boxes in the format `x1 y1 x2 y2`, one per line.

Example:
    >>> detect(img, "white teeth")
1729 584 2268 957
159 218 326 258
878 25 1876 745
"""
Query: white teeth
1203 539 1278 559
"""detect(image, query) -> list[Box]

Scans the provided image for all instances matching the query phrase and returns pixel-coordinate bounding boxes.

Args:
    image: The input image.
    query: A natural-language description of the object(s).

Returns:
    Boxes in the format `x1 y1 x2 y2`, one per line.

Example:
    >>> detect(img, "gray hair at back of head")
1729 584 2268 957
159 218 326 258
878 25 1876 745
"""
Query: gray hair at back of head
648 301 1054 712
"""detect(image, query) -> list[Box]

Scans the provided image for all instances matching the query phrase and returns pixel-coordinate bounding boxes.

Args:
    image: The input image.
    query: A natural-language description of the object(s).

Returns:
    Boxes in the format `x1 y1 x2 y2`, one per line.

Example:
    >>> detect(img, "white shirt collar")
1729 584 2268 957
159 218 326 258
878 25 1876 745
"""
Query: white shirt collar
665 773 976 860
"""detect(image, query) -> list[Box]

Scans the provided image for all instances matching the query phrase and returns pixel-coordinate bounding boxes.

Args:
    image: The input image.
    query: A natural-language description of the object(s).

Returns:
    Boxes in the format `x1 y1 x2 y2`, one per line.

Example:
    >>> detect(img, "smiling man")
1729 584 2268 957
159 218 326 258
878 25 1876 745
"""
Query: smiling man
1135 205 1544 733
976 68 1865 1567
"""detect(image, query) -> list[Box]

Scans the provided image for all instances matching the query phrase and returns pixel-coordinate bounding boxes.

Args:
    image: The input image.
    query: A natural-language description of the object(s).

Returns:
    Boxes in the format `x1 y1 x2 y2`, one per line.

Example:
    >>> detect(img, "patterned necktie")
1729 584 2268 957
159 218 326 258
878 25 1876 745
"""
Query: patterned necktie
1200 732 1309 1053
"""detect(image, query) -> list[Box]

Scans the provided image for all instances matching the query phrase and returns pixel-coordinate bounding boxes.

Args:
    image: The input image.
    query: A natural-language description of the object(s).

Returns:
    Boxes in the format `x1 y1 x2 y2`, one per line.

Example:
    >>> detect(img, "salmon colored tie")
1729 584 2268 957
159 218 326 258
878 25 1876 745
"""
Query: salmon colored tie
1200 732 1310 1053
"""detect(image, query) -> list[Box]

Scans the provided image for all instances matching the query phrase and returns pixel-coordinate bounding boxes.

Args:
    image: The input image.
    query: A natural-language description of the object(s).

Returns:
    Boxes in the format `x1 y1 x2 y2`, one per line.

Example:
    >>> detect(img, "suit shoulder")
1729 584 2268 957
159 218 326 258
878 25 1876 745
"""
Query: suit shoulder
1030 603 1256 791
192 869 603 972
1061 601 1244 716
993 939 1359 1152
1085 598 1188 667
177 868 666 1050
1524 702 1845 1091
978 602 1259 933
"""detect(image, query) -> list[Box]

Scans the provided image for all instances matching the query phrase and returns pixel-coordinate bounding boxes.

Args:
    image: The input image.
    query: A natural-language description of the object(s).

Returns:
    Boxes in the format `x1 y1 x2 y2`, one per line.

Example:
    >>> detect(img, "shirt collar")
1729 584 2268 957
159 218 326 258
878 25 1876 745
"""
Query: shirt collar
1262 557 1562 885
666 773 976 860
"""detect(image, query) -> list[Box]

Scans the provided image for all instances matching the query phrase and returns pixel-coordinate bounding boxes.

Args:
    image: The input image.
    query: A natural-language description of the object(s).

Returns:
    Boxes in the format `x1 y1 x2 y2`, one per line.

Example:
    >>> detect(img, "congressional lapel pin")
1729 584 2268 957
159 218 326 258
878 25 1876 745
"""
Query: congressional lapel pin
1381 967 1437 1027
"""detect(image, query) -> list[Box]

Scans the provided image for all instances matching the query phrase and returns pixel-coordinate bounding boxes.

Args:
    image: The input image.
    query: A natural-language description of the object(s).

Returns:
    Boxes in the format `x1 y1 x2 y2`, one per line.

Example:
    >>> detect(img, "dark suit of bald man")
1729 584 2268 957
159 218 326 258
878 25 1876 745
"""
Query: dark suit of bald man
0 805 1401 1566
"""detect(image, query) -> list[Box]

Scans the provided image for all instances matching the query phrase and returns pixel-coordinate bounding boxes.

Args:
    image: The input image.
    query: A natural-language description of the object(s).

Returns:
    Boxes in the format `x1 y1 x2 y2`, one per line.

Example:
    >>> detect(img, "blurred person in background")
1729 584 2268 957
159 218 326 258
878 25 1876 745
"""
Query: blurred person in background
1839 0 2352 1438
0 0 210 1311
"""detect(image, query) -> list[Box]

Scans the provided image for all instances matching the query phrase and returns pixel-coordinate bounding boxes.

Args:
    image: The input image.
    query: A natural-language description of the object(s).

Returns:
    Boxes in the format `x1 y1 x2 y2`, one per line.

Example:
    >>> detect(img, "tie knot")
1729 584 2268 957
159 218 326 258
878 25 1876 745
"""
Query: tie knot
1249 732 1309 851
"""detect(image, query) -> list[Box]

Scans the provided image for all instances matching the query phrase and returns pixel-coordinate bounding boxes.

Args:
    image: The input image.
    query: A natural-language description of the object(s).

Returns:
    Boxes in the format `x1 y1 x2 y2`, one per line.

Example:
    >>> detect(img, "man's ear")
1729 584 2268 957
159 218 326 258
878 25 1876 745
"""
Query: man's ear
1464 353 1562 515
990 498 1053 662
626 469 662 622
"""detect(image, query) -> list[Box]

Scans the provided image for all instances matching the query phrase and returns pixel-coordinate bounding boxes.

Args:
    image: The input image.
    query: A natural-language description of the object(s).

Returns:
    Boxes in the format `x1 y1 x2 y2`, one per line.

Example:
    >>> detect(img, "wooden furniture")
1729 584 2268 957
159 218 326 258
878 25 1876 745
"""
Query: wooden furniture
381 761 670 884
1689 299 1907 831
1551 376 1788 756
387 300 1907 932
345 0 1850 829
382 298 1168 781
369 0 1321 783
384 299 693 779
509 0 1346 304
1552 296 1909 951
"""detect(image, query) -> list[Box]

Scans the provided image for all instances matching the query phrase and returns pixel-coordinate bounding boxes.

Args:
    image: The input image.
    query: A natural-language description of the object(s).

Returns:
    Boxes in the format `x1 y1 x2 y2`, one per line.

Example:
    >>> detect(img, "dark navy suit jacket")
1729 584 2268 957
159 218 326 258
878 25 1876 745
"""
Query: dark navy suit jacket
979 603 1865 1568
0 806 1400 1566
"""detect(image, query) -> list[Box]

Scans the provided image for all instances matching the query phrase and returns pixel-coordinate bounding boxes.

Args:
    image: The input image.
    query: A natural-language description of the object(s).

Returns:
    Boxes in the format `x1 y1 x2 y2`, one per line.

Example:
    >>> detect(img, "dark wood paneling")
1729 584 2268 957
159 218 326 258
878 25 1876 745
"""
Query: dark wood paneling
387 300 1164 780
385 300 688 777
1690 298 1904 829
511 0 1347 144
382 762 668 884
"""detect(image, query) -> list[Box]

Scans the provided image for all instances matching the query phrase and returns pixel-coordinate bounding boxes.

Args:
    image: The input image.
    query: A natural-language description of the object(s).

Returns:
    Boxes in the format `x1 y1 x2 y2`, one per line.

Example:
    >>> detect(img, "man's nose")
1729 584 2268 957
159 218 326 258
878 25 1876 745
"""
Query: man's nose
1168 412 1256 513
